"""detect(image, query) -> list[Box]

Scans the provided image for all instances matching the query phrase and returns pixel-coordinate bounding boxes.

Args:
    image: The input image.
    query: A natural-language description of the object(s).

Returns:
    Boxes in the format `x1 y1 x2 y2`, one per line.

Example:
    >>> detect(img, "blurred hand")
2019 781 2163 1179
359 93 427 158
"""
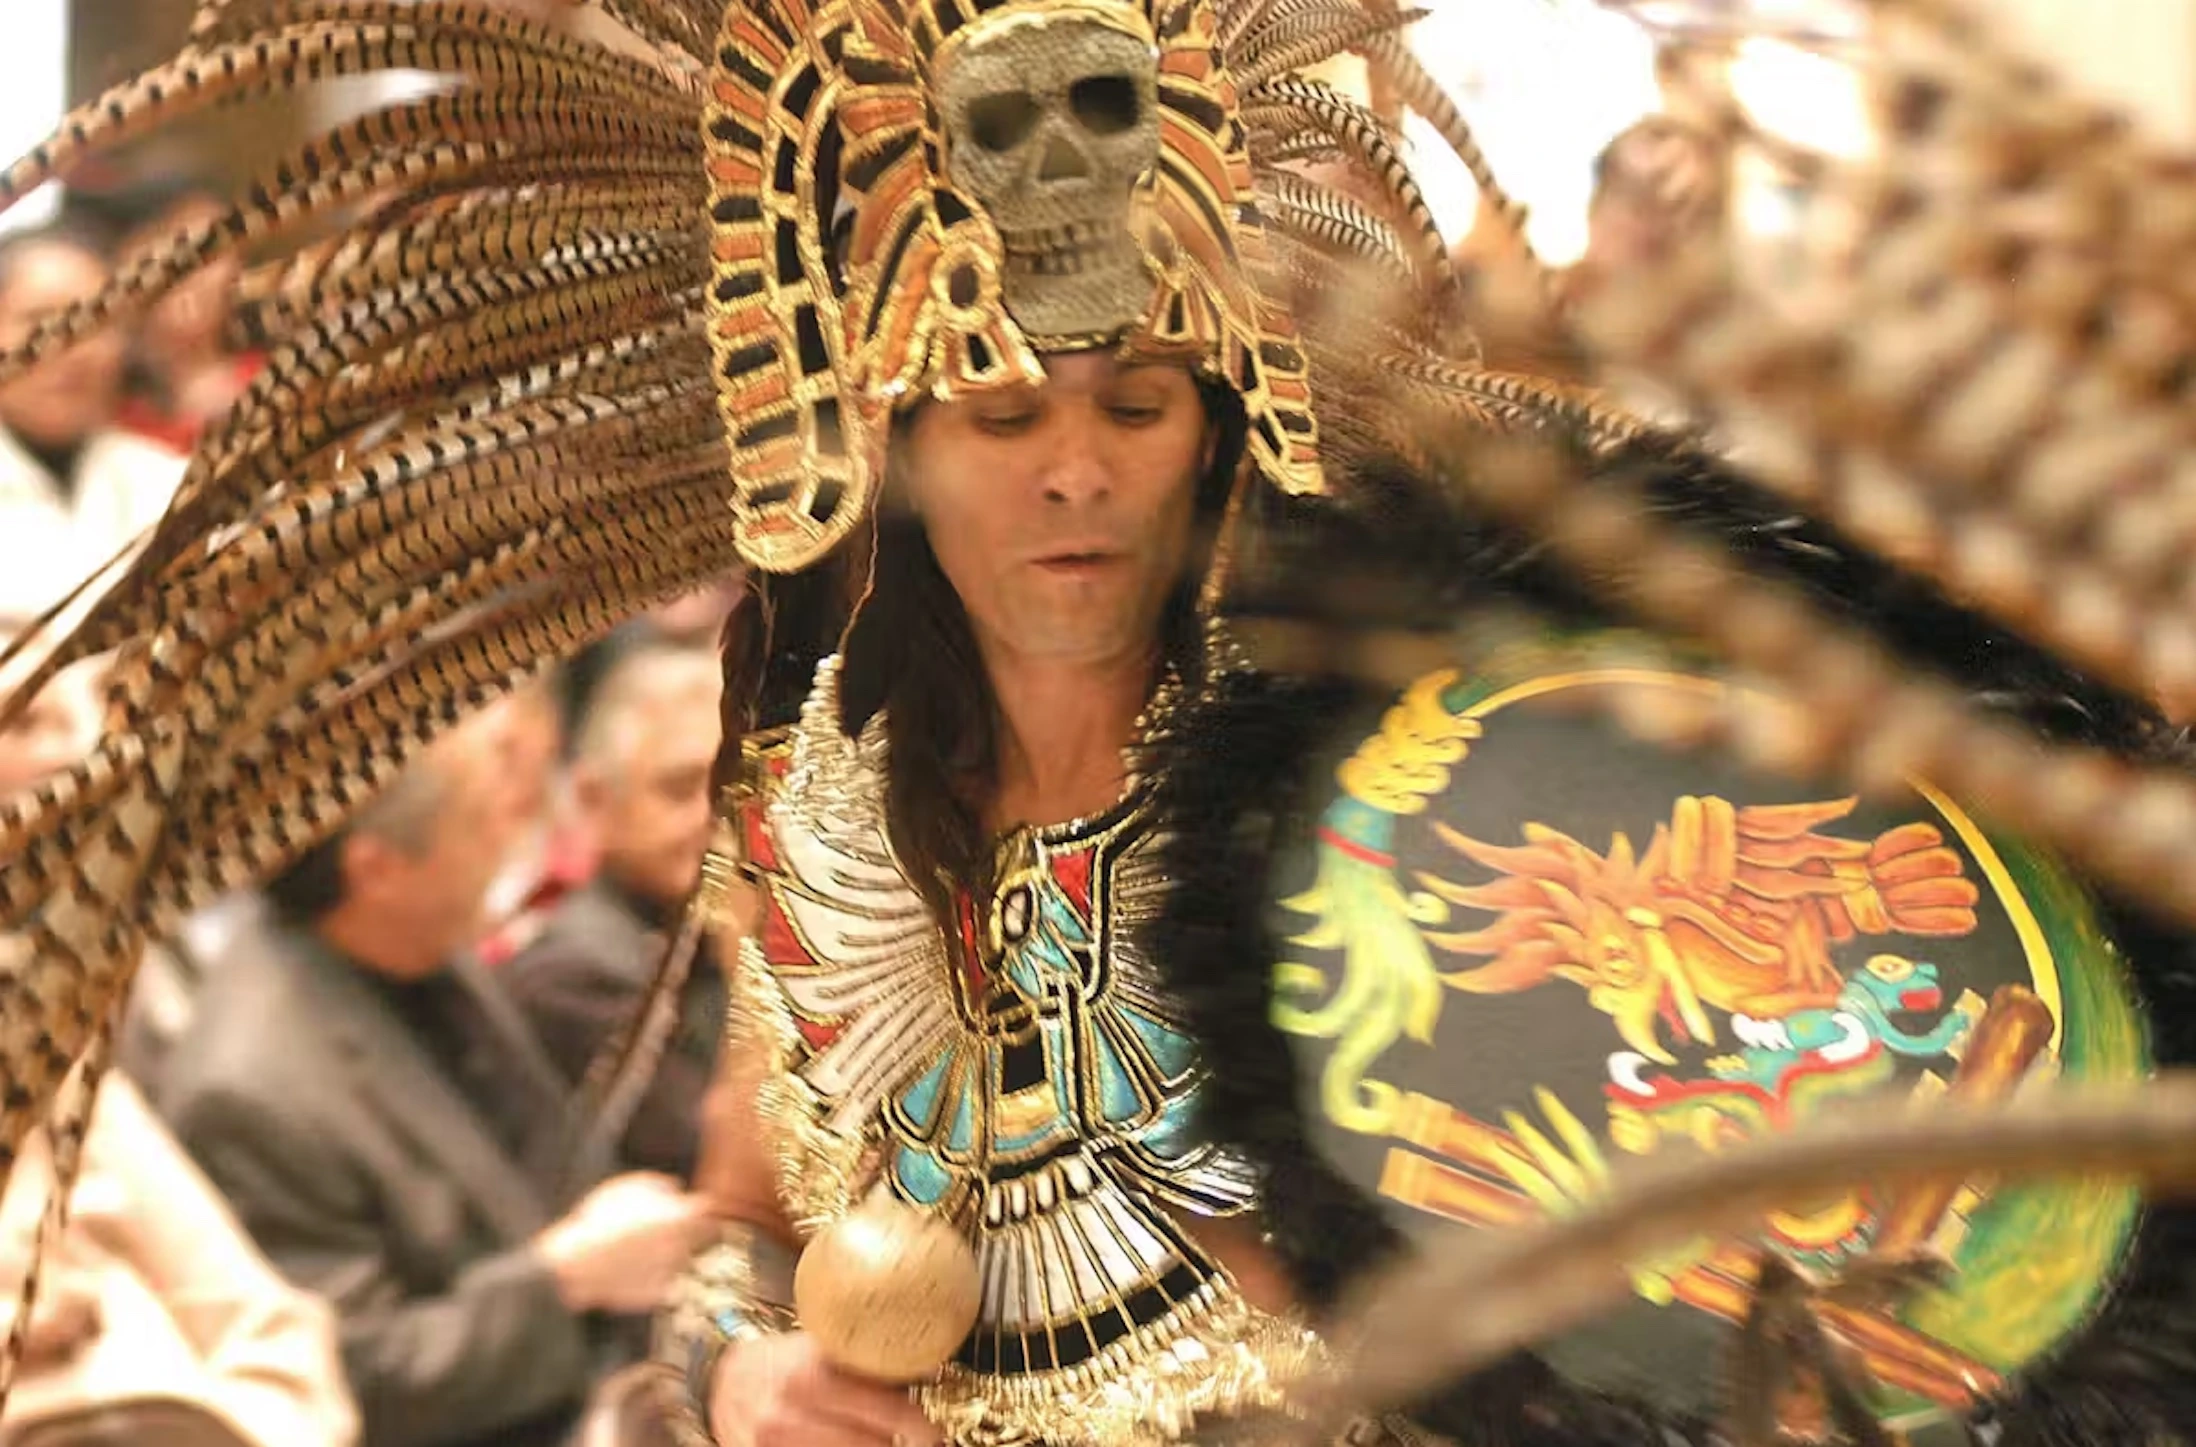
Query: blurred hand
709 1331 938 1447
11 1273 102 1366
539 1172 715 1315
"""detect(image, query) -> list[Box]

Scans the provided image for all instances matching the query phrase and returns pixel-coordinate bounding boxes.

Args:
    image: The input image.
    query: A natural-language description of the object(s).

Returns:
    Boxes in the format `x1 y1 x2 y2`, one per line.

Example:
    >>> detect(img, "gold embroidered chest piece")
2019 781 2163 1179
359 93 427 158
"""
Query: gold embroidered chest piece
722 657 1326 1446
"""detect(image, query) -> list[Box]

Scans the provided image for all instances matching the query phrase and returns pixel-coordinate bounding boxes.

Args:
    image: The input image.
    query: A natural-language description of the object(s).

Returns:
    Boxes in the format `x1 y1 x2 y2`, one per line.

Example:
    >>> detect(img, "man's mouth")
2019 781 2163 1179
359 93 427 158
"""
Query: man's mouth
1032 550 1121 574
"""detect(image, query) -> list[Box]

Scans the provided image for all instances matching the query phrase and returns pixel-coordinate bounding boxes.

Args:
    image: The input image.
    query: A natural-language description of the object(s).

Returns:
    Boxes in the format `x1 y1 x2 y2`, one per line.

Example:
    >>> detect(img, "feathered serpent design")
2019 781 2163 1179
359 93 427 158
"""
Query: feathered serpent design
2 0 2196 1427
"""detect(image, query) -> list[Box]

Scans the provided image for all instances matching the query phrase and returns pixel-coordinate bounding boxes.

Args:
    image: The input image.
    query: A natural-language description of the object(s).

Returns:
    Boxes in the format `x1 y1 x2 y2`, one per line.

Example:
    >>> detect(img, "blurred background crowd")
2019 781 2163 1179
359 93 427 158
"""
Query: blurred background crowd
0 0 2188 1445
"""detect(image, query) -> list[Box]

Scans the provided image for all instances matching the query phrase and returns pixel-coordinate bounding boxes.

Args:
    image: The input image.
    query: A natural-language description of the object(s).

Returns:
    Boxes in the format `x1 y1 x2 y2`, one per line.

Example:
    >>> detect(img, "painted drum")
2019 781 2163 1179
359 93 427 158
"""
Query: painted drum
1266 631 2152 1443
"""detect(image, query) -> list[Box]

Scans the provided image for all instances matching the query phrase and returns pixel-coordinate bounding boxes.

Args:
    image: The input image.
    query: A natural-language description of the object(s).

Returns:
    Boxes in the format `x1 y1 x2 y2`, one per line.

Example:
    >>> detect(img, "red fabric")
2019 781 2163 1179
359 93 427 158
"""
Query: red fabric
1050 848 1094 916
474 825 600 967
115 353 268 454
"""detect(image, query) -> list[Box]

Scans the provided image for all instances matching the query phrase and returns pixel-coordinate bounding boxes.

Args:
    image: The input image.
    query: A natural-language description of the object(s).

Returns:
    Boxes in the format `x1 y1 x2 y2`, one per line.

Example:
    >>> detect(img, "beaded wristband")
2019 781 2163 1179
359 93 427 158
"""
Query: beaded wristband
654 1224 798 1444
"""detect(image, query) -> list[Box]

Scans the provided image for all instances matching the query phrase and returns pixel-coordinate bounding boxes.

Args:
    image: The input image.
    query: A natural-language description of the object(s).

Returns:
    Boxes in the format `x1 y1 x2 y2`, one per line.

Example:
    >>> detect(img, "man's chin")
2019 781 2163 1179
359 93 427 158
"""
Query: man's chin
986 582 1170 657
4 412 100 451
989 619 1156 667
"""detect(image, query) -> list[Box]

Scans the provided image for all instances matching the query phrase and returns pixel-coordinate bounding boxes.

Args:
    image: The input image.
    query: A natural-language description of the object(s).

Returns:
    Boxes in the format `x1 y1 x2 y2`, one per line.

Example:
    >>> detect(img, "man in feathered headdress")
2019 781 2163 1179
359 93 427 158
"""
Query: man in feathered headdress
4 4 2196 1447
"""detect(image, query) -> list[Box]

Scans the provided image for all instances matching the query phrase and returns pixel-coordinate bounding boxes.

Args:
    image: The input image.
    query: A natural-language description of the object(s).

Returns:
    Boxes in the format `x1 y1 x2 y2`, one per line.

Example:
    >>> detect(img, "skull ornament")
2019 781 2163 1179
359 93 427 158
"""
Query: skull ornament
935 8 1161 344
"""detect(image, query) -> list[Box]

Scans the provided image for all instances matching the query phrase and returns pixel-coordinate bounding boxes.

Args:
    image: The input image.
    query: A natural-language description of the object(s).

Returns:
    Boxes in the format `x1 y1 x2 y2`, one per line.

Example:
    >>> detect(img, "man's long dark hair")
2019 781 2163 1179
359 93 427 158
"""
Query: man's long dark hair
718 373 1249 930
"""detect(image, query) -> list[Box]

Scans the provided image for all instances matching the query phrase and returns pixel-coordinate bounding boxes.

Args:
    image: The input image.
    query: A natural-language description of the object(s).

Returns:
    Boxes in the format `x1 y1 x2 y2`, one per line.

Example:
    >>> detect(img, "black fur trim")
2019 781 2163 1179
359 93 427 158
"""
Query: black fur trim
1148 664 1720 1445
1146 437 2196 1445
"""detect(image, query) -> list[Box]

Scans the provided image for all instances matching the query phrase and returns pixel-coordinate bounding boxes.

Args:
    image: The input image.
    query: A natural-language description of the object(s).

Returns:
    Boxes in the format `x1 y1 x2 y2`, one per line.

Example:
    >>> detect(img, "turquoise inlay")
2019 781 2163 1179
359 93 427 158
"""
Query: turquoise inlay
1007 950 1049 999
996 874 1095 1003
1040 888 1091 941
1025 928 1075 976
1324 794 1397 850
946 1076 977 1153
1134 1079 1204 1160
1052 1025 1077 1117
895 1144 955 1205
1119 1005 1197 1078
898 1051 952 1134
1093 1026 1143 1125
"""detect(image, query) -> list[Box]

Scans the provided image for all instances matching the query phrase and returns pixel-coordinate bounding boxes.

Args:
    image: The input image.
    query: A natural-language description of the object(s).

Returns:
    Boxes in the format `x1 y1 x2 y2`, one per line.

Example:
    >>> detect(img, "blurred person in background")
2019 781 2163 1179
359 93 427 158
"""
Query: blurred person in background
111 184 261 454
0 629 104 803
537 573 743 834
160 714 715 1447
0 632 357 1447
504 641 726 1180
1447 114 1730 385
1559 114 1730 423
474 674 598 956
640 574 743 649
1569 115 1729 297
0 1066 360 1447
0 225 183 633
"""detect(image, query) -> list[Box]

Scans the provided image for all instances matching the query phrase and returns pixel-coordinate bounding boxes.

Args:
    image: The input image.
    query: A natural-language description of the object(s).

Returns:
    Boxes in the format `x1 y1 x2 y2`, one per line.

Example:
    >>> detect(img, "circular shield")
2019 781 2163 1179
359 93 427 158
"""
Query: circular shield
1267 632 2152 1442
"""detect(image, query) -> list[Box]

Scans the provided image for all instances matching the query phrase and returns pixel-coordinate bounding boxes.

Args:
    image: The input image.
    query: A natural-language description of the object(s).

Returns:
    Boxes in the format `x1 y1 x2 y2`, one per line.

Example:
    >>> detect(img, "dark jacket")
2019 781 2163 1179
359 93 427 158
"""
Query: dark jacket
501 877 725 1181
162 910 621 1447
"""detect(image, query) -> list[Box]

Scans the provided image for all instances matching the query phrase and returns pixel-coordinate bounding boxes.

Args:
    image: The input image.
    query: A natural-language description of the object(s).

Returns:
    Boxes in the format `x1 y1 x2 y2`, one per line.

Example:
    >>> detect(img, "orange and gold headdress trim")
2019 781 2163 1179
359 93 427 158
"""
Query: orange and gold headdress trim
704 0 1325 572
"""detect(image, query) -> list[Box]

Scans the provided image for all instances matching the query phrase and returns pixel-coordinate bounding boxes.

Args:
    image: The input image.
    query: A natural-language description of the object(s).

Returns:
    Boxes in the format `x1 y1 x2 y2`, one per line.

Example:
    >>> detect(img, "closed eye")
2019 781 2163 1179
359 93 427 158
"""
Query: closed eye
975 410 1038 437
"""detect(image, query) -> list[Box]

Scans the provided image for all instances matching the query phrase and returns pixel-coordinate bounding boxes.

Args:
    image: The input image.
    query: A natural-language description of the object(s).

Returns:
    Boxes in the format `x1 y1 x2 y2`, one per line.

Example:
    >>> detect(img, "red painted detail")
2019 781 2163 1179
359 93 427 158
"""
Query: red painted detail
1052 848 1095 917
1602 1039 1887 1126
743 804 780 873
957 895 988 998
760 902 810 966
1316 826 1395 868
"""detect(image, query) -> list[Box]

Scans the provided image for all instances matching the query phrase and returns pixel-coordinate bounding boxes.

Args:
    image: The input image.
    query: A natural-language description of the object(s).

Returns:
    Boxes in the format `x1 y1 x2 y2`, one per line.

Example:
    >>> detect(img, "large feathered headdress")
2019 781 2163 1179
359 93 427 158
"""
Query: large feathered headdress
702 0 1338 566
7 0 2196 1426
0 0 1547 1273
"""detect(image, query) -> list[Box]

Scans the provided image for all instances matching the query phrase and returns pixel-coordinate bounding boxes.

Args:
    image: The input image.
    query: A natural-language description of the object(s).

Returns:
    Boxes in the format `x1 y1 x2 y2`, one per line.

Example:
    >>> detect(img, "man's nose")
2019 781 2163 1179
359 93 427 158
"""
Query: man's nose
681 791 715 835
1037 412 1112 505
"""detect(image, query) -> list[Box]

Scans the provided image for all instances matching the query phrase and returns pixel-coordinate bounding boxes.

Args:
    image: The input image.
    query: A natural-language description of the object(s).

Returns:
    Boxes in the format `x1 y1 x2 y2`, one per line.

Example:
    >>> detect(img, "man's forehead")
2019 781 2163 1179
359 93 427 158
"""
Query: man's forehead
633 729 719 780
426 706 512 783
625 668 724 737
0 240 107 307
1008 350 1191 393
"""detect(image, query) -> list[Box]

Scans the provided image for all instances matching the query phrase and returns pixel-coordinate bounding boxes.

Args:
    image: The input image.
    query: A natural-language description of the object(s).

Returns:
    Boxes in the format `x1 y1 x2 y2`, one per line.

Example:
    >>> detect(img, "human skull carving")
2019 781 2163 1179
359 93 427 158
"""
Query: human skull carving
936 12 1161 343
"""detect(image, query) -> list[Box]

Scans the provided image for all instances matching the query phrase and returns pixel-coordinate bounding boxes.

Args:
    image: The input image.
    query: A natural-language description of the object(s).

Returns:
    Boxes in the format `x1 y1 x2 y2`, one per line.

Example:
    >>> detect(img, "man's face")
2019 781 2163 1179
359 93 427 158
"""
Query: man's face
480 687 563 839
0 242 125 451
1585 128 1722 273
0 659 98 800
348 724 518 975
586 674 722 909
902 351 1213 668
128 197 240 361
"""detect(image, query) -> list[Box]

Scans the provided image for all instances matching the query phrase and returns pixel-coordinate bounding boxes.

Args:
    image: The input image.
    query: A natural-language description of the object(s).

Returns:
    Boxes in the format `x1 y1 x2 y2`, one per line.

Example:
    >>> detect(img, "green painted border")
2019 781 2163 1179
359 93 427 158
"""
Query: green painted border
1278 626 2156 1420
1884 825 2149 1416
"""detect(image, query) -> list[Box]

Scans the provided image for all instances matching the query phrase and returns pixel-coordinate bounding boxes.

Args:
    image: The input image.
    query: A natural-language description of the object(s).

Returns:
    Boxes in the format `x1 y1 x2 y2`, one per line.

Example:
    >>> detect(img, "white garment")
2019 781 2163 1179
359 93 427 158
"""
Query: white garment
0 1067 359 1447
0 425 184 632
